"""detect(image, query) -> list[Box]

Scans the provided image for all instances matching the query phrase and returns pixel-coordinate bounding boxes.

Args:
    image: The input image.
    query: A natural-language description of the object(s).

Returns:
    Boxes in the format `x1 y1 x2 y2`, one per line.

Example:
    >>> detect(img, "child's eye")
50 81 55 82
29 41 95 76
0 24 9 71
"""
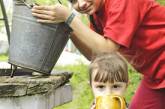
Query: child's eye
96 85 105 89
112 85 121 89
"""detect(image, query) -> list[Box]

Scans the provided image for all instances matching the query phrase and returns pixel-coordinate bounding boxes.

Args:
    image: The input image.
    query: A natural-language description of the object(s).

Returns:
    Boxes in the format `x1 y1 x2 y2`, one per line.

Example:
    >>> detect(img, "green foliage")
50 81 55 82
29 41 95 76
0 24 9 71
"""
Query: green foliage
125 67 141 102
157 0 165 5
0 54 8 61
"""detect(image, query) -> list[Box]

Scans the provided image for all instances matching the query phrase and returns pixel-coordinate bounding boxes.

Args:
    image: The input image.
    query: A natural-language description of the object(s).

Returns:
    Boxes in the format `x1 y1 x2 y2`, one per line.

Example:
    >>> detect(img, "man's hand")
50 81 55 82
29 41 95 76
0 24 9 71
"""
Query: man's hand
31 4 71 23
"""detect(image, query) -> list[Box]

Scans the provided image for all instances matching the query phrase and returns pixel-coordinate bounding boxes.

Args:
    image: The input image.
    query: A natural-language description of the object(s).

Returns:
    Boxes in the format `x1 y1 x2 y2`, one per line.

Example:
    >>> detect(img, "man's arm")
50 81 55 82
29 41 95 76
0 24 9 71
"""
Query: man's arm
31 5 120 60
69 16 120 60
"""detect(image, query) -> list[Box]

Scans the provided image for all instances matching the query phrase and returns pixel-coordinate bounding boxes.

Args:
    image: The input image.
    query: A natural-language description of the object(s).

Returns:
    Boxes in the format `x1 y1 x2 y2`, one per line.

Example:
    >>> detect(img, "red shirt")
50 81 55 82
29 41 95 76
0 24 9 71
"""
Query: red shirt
91 0 165 89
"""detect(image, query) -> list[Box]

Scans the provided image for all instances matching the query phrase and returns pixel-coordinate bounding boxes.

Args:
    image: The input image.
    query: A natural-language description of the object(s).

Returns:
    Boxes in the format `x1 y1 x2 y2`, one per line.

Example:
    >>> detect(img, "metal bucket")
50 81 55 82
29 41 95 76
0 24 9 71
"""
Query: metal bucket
9 0 72 74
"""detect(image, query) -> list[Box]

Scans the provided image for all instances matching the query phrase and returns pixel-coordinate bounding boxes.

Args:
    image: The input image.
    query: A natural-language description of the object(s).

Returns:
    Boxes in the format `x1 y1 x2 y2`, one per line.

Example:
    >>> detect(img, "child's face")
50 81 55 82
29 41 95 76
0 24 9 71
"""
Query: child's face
92 81 127 97
91 71 127 97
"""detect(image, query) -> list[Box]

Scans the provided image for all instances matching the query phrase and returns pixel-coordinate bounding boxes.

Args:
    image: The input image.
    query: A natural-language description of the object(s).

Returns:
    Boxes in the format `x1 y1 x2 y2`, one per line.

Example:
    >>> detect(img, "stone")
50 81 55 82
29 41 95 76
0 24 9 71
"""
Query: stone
0 70 73 109
0 84 72 109
0 71 72 97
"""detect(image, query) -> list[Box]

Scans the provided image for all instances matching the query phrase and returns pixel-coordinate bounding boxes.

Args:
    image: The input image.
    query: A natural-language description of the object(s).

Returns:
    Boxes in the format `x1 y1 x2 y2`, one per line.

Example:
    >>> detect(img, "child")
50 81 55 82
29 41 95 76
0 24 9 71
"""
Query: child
89 52 129 109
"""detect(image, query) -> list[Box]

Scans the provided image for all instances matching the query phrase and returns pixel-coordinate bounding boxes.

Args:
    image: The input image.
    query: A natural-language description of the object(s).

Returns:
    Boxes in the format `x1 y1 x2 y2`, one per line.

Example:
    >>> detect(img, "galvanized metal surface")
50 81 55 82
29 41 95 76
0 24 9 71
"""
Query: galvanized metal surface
9 0 71 74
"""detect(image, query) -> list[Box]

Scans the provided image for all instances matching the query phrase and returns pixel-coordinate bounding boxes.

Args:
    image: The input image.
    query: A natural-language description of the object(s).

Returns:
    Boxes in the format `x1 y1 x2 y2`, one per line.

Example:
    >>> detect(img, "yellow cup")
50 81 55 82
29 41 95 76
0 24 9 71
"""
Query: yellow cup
95 95 126 109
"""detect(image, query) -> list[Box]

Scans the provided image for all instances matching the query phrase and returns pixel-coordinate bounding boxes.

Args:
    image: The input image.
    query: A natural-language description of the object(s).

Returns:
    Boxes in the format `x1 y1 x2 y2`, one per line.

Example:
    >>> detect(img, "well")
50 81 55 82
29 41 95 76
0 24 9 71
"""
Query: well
0 63 72 109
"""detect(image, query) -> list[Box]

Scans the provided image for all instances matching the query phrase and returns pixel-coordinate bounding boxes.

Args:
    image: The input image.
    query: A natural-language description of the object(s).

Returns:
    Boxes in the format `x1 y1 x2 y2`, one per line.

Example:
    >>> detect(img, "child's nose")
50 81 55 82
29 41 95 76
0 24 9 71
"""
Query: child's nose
105 88 112 95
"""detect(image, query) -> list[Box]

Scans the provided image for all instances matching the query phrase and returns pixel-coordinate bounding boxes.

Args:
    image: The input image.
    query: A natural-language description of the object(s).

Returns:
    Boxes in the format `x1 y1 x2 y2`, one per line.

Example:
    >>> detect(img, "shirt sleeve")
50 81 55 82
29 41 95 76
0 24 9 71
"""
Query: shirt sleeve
103 0 142 48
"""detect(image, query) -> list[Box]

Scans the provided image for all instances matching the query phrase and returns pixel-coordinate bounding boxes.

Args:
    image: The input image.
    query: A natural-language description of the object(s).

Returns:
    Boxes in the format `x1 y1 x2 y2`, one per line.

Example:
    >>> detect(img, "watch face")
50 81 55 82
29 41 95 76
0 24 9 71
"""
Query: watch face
95 95 126 109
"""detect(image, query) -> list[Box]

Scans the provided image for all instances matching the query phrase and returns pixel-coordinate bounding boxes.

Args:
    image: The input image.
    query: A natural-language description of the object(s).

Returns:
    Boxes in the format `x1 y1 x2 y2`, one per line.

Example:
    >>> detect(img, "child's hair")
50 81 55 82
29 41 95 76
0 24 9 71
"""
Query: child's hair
89 52 128 85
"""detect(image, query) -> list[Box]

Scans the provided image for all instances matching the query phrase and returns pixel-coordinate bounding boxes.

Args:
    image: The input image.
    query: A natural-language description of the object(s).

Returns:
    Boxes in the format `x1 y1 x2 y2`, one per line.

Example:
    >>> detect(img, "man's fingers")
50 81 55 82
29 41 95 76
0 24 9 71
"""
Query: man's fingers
31 4 65 24
32 9 55 16
37 19 54 23
32 13 55 20
33 5 55 11
37 19 62 23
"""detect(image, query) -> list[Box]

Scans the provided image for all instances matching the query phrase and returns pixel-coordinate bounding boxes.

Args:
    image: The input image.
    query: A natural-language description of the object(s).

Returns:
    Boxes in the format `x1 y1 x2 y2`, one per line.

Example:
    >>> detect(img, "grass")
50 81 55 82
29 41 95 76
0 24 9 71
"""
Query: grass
157 0 165 4
55 64 94 109
0 54 8 61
